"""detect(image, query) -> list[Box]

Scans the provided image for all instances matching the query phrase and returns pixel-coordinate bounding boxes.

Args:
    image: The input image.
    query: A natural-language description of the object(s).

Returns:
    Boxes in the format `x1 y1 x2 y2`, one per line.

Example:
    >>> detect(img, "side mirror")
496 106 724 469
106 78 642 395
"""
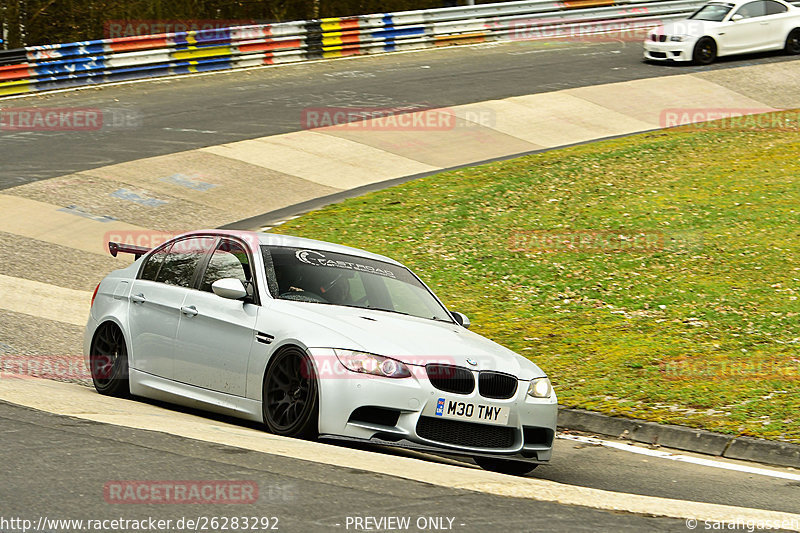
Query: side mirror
451 311 471 329
731 13 744 21
212 278 248 300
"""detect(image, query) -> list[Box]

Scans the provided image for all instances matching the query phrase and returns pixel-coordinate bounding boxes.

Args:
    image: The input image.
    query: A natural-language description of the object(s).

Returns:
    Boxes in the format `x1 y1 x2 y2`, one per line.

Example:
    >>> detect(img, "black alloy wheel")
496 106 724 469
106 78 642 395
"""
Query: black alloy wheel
693 37 717 65
89 323 130 396
786 29 800 55
263 347 320 439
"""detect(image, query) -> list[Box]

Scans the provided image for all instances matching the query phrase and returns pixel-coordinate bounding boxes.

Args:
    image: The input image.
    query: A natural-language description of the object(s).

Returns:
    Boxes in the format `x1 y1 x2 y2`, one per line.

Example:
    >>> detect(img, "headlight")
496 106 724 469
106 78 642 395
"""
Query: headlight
528 377 552 398
333 349 411 378
669 35 688 42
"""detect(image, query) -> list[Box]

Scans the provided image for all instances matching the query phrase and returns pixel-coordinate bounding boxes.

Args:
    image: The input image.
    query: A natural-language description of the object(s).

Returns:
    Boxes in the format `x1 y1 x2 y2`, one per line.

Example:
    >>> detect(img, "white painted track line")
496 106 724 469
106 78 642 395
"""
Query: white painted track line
559 434 800 482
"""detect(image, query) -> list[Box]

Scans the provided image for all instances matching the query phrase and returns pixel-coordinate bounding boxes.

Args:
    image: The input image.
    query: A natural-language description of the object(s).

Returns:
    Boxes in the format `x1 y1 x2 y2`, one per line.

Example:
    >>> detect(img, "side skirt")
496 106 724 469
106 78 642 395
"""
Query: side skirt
129 368 264 423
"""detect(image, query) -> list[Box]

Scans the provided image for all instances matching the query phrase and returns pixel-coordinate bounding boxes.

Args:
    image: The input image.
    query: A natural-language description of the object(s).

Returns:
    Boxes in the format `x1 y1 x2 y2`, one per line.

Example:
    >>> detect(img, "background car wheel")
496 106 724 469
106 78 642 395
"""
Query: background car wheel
89 322 130 397
473 456 539 476
785 29 800 55
262 347 319 439
692 37 717 65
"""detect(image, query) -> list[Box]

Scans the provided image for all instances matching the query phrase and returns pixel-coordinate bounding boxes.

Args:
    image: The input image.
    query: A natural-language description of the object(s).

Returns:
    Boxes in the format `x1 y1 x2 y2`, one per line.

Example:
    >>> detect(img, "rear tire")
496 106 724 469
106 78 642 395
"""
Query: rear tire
785 29 800 55
89 323 130 397
692 37 717 65
262 347 319 439
474 456 539 476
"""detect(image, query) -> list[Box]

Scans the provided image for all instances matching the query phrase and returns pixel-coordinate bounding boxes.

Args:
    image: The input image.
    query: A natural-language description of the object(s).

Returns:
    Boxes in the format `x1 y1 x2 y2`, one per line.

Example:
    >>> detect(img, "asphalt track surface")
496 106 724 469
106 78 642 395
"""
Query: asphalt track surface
1 38 798 188
2 36 800 532
3 383 799 523
0 401 689 533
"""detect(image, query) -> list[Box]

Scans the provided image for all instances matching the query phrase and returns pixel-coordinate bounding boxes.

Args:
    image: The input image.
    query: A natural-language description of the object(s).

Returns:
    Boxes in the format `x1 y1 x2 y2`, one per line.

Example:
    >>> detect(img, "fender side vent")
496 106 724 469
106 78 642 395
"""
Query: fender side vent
256 332 274 345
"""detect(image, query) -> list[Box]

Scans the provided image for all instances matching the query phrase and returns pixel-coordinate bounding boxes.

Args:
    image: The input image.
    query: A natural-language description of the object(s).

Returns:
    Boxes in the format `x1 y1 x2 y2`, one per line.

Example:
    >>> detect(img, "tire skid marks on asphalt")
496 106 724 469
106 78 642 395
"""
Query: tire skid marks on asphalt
559 434 800 482
0 378 799 529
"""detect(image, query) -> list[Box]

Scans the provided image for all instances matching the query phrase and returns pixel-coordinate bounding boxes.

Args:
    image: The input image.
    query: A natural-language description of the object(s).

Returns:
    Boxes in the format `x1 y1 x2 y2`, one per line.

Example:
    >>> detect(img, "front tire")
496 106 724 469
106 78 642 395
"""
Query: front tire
89 323 130 397
262 347 319 439
785 29 800 55
692 37 717 65
474 456 539 476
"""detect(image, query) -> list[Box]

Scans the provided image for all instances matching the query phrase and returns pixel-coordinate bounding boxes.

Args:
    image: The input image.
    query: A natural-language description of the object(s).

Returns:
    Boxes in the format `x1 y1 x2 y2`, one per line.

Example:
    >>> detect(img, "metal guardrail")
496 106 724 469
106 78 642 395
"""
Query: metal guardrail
0 0 739 98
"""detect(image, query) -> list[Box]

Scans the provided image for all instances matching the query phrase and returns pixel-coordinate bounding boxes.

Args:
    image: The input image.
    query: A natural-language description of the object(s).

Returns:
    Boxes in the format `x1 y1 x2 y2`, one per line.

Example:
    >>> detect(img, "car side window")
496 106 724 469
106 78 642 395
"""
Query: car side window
155 236 215 287
140 244 169 281
764 0 788 14
734 1 767 18
200 239 253 294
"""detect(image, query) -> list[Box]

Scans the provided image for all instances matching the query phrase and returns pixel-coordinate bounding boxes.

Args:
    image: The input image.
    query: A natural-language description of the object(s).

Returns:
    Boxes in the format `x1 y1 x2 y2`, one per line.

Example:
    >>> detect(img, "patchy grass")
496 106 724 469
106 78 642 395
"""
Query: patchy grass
272 114 800 443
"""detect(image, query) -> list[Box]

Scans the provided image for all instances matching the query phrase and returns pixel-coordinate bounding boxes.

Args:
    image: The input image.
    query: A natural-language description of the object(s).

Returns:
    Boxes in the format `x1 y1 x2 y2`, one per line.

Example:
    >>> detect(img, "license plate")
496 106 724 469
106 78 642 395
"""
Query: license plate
425 397 510 426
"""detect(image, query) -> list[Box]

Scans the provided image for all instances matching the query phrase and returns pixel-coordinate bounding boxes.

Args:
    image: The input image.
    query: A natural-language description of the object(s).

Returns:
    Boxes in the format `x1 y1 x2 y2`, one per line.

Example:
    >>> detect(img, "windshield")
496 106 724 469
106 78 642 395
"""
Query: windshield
689 3 733 21
262 246 453 323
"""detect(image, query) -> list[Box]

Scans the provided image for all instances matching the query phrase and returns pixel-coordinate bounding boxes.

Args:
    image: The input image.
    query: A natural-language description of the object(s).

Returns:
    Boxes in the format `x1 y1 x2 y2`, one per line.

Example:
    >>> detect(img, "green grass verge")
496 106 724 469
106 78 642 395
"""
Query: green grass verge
271 113 800 443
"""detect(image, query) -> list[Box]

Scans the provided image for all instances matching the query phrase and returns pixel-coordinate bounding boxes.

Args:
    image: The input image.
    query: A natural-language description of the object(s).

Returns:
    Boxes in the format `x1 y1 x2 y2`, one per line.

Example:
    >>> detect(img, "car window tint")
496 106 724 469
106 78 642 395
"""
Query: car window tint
689 3 732 21
155 236 215 287
346 276 368 306
261 247 281 298
381 276 443 319
735 1 766 18
200 239 252 293
764 0 787 14
262 245 452 322
140 244 169 281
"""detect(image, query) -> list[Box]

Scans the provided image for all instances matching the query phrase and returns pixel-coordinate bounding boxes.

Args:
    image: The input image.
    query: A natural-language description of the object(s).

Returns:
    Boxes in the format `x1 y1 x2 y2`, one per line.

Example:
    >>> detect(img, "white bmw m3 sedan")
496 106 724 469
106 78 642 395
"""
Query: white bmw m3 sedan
643 0 800 64
85 230 557 475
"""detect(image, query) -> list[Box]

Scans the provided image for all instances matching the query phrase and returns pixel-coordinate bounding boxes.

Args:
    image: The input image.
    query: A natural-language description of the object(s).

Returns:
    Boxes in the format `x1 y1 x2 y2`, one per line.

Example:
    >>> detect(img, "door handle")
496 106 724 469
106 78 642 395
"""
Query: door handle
180 305 198 317
131 293 146 304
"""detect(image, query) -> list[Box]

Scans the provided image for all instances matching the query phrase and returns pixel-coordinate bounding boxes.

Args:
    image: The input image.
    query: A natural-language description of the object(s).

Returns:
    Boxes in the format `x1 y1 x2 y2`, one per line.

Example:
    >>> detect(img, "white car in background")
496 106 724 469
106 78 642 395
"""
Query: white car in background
644 0 800 64
85 230 557 475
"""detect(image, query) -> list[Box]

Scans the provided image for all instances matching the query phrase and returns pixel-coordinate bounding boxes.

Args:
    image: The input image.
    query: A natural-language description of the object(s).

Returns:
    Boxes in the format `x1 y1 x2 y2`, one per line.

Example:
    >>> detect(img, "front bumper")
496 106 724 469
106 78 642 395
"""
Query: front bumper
643 39 696 62
310 349 558 463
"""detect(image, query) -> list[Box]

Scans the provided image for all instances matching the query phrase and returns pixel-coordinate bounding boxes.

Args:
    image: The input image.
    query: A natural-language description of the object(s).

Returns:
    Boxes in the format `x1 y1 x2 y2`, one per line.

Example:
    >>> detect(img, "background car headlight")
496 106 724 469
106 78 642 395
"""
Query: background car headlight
334 349 411 378
528 377 552 398
669 35 688 42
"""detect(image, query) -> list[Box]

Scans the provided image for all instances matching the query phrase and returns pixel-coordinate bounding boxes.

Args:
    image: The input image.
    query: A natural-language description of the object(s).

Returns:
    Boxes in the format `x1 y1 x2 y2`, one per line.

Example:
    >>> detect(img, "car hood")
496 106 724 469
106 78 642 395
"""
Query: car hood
274 301 546 379
655 19 721 37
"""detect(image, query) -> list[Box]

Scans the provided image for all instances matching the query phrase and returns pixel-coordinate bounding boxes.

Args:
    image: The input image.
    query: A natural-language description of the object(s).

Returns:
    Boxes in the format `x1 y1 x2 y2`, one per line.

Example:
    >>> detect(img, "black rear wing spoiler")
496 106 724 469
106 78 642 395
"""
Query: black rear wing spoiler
108 242 151 260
